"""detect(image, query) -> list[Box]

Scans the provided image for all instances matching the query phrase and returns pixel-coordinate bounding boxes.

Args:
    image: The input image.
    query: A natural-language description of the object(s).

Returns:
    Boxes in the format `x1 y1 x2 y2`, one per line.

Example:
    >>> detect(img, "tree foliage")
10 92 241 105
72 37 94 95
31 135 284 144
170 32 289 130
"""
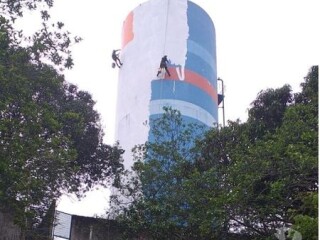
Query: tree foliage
109 107 208 239
0 6 123 233
110 66 318 239
1 0 81 71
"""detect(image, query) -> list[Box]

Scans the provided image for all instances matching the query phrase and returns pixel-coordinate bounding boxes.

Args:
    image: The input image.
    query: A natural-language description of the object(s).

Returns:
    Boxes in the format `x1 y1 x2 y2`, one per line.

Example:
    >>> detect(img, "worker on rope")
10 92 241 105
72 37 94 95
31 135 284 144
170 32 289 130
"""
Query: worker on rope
157 55 171 77
112 49 123 68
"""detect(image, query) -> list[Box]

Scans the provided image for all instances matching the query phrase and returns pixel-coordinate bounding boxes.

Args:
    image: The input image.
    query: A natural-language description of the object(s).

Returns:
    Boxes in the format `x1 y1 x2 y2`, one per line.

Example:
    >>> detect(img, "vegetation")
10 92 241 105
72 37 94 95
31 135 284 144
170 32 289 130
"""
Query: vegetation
110 66 318 240
1 1 317 239
0 0 82 71
0 0 123 236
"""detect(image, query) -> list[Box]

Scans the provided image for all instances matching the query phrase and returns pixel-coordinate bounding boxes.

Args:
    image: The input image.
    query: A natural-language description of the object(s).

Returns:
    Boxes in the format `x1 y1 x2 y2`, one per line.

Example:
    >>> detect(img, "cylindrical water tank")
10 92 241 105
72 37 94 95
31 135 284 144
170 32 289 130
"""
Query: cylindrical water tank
115 0 217 168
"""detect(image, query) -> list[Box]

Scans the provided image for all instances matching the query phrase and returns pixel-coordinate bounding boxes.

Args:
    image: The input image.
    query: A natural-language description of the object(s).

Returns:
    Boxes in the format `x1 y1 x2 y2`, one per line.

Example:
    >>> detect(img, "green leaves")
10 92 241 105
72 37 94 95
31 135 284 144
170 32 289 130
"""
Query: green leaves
0 28 123 230
1 0 81 71
111 67 318 239
0 1 123 236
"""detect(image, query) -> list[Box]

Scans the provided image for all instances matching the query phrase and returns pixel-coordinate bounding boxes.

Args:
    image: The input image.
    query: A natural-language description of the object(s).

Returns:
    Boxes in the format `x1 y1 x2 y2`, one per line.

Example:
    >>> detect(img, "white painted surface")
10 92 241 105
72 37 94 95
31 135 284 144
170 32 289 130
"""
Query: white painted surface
165 0 188 81
115 0 189 169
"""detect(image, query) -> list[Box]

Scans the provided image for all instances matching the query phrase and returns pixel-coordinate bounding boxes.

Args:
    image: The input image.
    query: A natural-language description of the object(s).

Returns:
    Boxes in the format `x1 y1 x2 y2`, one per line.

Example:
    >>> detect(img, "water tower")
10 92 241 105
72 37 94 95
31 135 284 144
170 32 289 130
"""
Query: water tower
115 0 218 168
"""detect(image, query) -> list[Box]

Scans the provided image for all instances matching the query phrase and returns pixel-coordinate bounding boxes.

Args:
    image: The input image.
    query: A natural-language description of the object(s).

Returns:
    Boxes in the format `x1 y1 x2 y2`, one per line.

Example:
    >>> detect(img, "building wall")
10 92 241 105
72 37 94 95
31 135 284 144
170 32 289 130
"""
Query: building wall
70 216 121 240
115 0 217 169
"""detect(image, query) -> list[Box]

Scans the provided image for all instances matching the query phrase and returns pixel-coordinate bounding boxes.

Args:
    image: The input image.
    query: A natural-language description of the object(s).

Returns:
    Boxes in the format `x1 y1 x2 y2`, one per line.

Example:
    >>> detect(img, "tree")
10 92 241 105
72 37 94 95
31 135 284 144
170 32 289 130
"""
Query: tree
110 66 318 239
202 66 318 238
109 107 210 239
288 65 318 239
247 84 293 142
1 0 82 71
0 24 123 234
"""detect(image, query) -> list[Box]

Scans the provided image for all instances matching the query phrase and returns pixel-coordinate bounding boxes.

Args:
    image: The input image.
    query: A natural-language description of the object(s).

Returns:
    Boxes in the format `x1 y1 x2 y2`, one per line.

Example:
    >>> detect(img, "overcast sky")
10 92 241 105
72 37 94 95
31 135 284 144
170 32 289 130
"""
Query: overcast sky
18 0 319 217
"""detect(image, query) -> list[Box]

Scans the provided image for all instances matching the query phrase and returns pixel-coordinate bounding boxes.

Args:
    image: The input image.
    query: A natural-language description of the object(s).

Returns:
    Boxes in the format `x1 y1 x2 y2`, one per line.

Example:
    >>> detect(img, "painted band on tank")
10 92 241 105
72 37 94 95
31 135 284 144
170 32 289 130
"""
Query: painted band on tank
148 113 212 143
155 67 218 104
151 78 217 118
122 11 134 48
185 51 217 88
187 40 216 71
149 99 216 127
187 1 216 59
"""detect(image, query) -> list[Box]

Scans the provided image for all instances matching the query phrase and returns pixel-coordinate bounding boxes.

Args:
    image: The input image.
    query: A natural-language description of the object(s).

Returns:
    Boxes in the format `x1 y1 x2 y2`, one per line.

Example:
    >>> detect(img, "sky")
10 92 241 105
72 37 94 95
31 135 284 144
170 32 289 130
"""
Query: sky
16 0 320 217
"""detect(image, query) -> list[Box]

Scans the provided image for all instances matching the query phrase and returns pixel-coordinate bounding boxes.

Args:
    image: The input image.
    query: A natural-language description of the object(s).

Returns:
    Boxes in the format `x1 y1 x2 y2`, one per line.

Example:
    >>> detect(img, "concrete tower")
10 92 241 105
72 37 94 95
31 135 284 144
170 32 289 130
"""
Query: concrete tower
115 0 217 168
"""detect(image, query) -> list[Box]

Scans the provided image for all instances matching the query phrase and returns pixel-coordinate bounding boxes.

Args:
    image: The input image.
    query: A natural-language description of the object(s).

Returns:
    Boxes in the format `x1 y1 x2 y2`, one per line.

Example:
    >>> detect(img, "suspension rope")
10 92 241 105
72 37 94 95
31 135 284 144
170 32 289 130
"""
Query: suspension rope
163 0 170 56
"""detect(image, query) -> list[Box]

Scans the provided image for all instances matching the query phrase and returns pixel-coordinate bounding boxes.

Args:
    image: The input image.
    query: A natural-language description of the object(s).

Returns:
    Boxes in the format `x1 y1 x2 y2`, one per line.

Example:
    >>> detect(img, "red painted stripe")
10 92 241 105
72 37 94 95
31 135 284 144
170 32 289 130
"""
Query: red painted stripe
122 11 134 48
161 67 218 104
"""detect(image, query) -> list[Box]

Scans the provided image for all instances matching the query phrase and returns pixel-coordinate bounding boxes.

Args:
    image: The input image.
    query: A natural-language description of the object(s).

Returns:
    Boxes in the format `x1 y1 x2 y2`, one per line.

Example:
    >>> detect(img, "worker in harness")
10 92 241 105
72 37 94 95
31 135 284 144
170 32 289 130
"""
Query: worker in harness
112 49 123 68
157 55 171 77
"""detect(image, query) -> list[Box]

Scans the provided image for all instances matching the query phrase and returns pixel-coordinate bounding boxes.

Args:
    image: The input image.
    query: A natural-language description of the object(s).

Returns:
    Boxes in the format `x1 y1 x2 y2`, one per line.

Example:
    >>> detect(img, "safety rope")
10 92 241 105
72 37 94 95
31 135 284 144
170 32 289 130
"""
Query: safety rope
164 1 176 93
163 0 170 56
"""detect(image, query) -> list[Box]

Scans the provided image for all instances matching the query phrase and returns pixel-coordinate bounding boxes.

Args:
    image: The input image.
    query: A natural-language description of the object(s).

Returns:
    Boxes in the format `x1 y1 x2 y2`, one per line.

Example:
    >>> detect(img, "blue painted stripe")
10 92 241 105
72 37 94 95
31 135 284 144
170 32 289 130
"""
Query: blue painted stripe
185 51 217 88
187 40 216 72
187 1 216 60
150 99 217 127
148 114 212 143
151 80 218 120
